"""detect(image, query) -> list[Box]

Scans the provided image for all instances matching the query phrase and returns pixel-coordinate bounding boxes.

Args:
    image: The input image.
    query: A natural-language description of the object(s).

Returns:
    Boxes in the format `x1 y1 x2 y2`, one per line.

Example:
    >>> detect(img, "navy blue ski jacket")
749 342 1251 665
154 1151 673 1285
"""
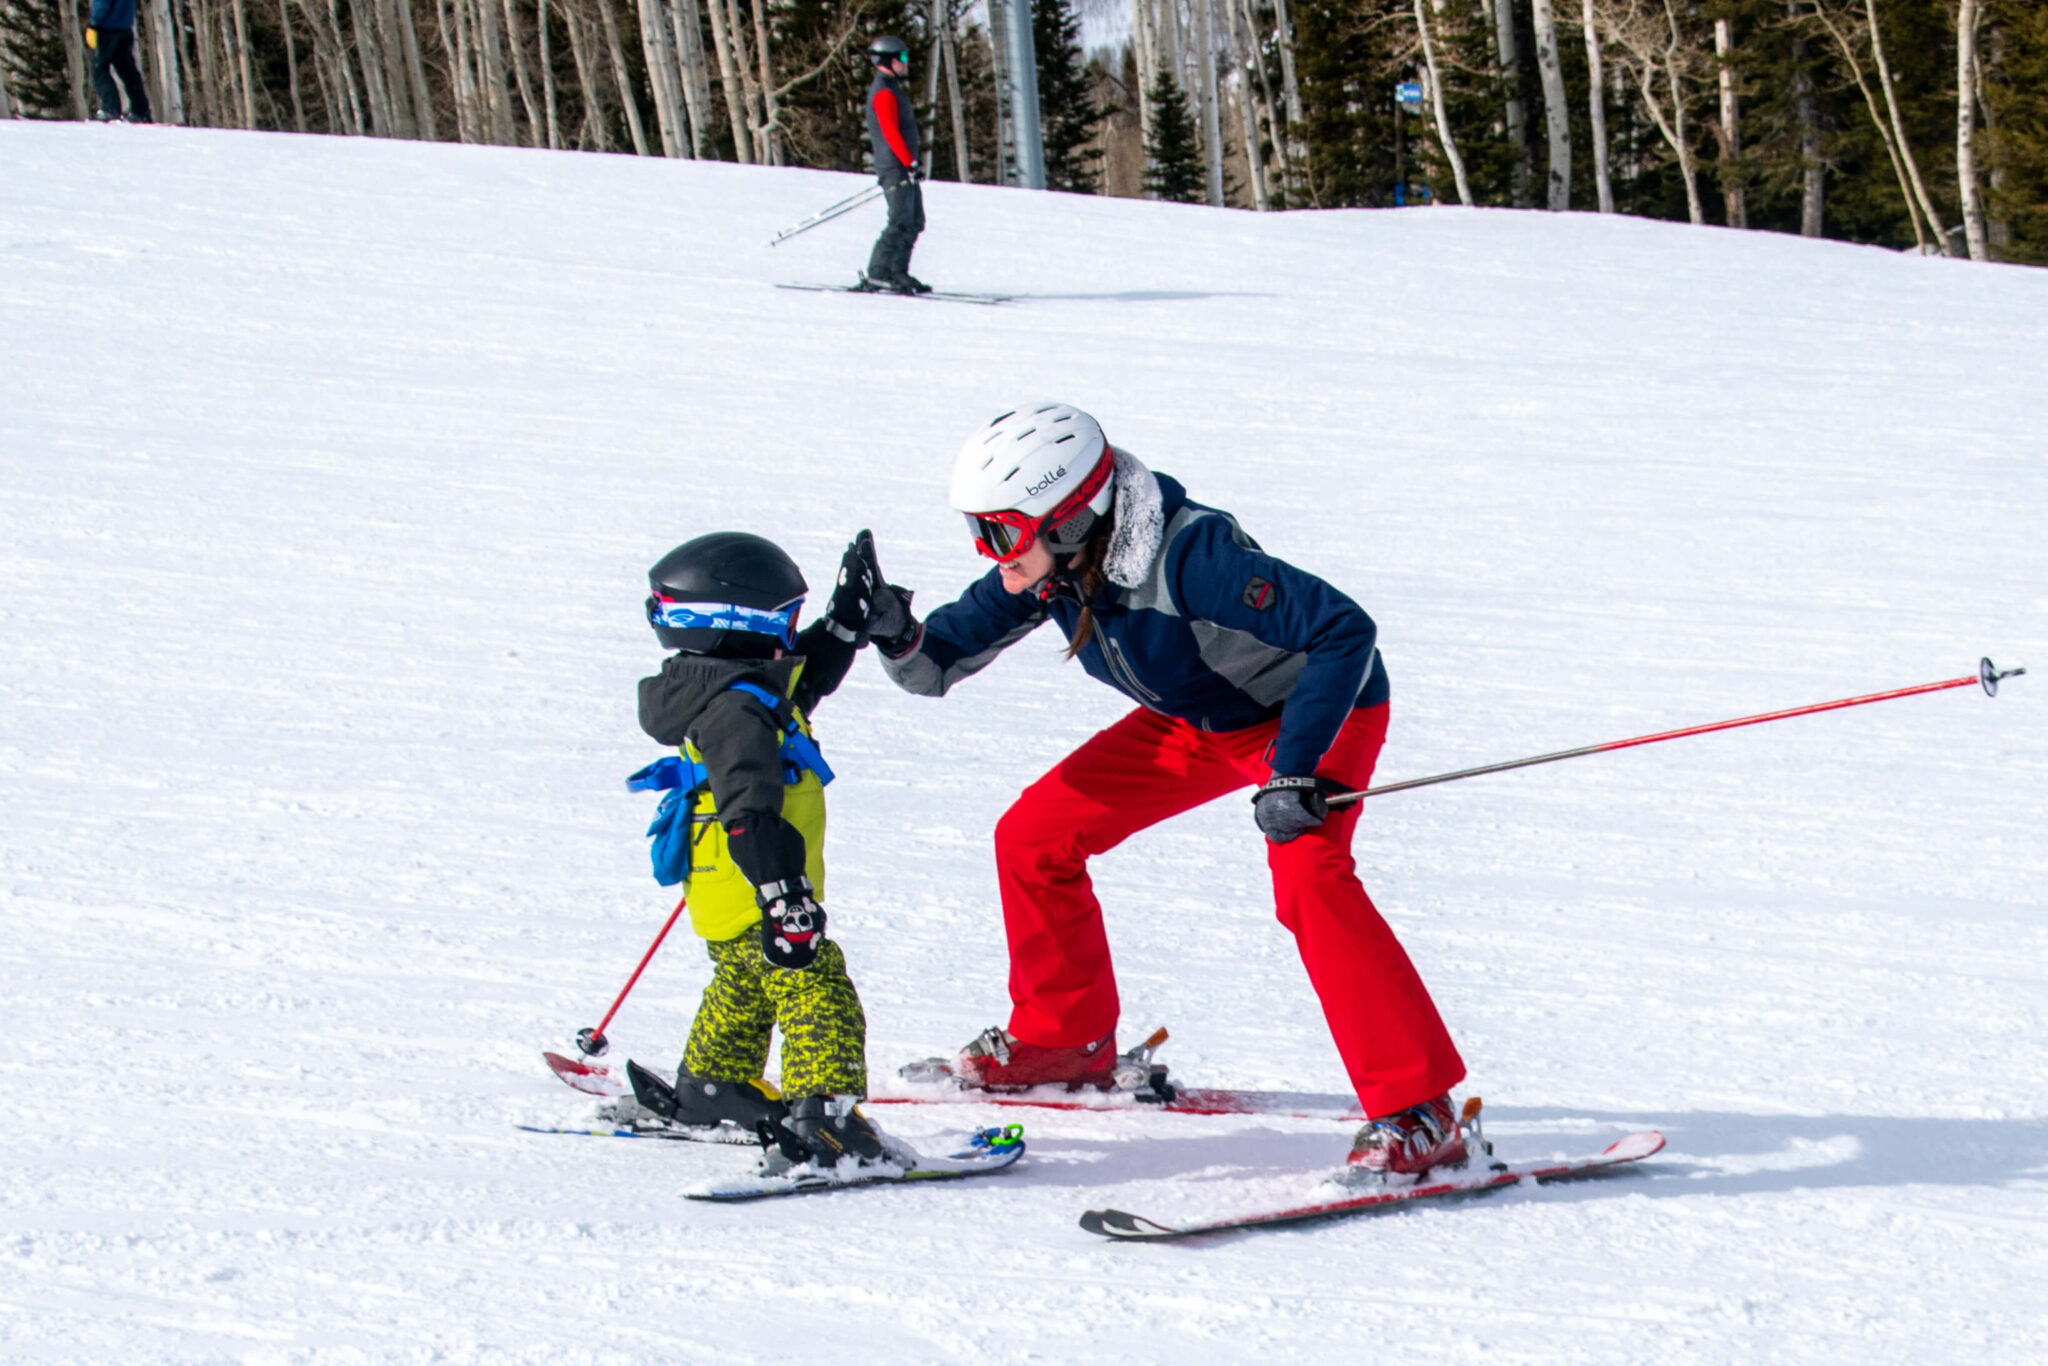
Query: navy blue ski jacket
882 473 1388 778
91 0 137 29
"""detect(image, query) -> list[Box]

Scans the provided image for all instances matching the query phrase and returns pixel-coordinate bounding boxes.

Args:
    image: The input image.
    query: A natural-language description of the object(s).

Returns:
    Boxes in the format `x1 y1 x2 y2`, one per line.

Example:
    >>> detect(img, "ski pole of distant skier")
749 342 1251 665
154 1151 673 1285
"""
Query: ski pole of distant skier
574 892 688 1057
1328 657 2025 809
769 185 886 247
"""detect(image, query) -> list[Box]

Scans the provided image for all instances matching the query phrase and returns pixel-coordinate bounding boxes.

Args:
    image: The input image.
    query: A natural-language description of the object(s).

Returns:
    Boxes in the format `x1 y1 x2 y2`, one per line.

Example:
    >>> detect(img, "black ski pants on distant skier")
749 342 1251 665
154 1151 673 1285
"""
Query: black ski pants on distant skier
866 178 924 285
92 28 152 122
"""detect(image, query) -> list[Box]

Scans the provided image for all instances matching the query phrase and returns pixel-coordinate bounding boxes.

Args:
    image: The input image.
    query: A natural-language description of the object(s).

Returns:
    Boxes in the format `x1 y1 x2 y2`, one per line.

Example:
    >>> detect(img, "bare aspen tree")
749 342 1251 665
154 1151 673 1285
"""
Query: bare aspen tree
149 0 185 123
1789 7 1820 235
1229 0 1267 207
1955 0 1986 260
1197 0 1224 203
1532 0 1570 208
0 47 13 120
631 0 686 156
1240 0 1286 184
537 0 562 145
562 3 612 148
1271 0 1303 170
697 0 749 160
937 0 969 179
1861 0 1947 252
670 0 715 157
1412 0 1471 204
593 0 649 152
1581 0 1612 211
1601 0 1704 224
275 0 305 127
375 0 419 134
1806 2 1923 248
431 0 479 139
1131 0 1152 134
1492 0 1534 205
349 0 397 132
1974 30 2007 250
230 0 257 125
502 0 545 145
748 0 779 164
397 0 435 134
476 0 520 142
1713 16 1743 226
57 0 88 117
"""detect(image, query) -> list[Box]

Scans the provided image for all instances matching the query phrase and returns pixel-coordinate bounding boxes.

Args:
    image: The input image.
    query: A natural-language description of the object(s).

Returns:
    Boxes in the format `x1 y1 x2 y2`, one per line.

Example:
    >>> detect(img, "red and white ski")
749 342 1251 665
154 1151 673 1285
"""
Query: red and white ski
544 1049 628 1097
1079 1129 1666 1240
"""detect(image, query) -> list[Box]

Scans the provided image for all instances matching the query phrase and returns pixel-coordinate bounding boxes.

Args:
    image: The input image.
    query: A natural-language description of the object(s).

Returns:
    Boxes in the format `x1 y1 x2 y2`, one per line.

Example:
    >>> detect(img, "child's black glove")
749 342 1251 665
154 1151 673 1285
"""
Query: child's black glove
827 530 919 655
757 877 826 970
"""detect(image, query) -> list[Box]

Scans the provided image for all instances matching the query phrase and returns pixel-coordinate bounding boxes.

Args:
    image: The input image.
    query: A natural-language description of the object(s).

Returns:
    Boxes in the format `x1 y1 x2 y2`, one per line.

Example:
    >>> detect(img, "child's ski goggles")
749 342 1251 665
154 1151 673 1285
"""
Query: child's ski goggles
647 594 804 647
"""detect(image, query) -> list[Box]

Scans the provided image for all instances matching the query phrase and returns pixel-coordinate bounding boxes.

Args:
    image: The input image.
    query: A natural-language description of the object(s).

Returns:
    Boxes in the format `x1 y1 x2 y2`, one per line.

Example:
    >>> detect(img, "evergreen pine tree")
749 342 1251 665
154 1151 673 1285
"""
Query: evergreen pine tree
0 0 72 118
1034 0 1105 192
1143 70 1204 202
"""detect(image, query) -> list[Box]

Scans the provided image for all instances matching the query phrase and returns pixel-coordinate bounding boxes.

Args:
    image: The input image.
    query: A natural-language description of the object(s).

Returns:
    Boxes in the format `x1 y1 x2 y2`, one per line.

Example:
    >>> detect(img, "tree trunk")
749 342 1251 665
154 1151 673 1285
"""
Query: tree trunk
1791 24 1821 235
671 0 714 156
433 0 478 140
502 0 545 145
1493 0 1534 206
394 0 436 137
1412 0 1470 205
1863 0 1948 253
149 0 186 124
596 0 650 153
58 0 89 118
1954 0 1986 260
1270 0 1303 175
538 0 561 146
1132 0 1151 135
475 0 520 142
1230 0 1266 207
1531 0 1570 209
349 0 397 133
1975 31 2006 250
229 0 257 126
1196 0 1224 203
698 0 750 160
939 0 970 179
747 0 778 164
1581 0 1611 211
632 0 684 155
1241 0 1286 184
562 2 611 149
1713 16 1744 227
276 0 307 129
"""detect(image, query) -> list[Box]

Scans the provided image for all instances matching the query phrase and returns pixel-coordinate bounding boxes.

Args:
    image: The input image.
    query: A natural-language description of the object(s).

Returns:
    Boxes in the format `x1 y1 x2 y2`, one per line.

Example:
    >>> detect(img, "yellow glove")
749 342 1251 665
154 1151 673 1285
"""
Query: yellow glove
86 26 97 48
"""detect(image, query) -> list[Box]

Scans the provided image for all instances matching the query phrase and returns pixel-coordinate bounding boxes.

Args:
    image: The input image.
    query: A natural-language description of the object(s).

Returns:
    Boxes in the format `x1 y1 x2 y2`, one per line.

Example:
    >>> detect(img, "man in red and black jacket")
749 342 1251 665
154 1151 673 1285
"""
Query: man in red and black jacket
861 36 929 295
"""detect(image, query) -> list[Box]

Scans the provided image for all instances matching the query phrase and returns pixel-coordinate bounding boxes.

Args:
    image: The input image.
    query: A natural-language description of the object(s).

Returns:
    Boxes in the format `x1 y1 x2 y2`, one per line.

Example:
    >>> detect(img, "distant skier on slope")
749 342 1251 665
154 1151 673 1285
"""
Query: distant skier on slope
833 403 1473 1178
622 531 911 1172
857 35 930 295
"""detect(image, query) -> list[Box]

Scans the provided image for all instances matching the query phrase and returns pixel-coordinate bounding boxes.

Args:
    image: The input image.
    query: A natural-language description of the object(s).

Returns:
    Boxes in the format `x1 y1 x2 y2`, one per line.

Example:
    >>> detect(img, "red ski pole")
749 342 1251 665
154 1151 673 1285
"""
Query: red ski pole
1328 657 2024 809
575 892 688 1057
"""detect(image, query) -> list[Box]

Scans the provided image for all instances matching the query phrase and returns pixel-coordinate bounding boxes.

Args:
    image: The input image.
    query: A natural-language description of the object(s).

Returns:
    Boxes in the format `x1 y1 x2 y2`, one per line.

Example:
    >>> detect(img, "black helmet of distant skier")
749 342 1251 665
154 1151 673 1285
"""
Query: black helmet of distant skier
646 532 808 658
869 34 909 65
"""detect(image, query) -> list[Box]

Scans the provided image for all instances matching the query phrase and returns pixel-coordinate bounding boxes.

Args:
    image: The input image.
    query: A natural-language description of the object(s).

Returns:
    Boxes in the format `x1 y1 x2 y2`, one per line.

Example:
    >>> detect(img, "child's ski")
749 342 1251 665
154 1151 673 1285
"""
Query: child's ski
687 1126 1026 1203
1078 1130 1666 1240
517 1121 756 1145
544 1050 628 1098
774 281 1013 306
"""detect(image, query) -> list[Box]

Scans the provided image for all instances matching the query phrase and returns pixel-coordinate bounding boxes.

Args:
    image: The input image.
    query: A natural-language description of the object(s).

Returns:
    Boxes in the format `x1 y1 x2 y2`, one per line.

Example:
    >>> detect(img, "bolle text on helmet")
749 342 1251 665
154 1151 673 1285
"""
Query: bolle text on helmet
1024 465 1067 498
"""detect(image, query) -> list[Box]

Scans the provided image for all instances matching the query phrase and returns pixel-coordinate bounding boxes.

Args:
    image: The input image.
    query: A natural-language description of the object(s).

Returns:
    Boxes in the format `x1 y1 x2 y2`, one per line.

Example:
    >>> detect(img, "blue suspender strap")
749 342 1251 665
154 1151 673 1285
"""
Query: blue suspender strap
725 681 834 786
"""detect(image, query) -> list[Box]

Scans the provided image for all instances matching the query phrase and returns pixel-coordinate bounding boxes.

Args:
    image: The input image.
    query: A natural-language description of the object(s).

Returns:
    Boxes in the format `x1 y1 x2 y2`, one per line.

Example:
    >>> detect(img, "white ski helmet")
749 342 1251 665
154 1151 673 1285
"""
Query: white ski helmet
950 402 1117 562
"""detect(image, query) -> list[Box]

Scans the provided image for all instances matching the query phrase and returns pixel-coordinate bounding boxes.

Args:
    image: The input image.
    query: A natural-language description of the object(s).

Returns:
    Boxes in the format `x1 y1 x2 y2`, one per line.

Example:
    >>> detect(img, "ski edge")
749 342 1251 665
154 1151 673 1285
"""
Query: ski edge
685 1137 1027 1203
774 282 1013 305
1079 1130 1666 1241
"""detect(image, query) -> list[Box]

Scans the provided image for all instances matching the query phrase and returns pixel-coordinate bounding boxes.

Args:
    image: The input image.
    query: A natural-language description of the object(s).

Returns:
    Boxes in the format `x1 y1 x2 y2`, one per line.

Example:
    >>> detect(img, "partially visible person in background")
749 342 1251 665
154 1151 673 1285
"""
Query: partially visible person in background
87 0 153 124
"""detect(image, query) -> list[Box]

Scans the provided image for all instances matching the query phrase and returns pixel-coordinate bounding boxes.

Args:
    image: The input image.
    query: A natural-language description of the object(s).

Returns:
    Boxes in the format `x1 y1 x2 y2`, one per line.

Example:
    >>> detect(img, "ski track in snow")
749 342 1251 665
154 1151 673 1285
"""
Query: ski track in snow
3 122 2046 1362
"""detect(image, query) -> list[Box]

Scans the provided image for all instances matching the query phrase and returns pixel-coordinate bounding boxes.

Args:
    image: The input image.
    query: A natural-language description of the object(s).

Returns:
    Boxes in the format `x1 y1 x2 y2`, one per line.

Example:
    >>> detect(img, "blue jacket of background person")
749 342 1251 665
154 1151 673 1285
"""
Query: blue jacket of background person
880 455 1389 778
91 0 138 30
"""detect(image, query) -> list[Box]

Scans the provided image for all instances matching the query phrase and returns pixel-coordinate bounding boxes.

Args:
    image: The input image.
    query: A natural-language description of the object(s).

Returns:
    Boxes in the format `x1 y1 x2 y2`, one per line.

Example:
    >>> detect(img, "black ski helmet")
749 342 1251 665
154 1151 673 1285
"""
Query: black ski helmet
869 34 909 66
646 532 808 657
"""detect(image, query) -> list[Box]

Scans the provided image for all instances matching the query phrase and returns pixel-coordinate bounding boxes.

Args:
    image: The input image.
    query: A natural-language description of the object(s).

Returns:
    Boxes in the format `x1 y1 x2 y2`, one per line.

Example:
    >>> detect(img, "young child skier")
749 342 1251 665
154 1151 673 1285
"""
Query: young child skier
620 530 905 1172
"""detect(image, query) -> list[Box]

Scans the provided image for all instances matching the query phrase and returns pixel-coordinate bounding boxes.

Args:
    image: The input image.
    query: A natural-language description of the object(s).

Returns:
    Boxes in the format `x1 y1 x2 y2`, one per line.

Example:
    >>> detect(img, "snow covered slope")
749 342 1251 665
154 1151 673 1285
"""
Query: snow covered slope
3 121 2045 1361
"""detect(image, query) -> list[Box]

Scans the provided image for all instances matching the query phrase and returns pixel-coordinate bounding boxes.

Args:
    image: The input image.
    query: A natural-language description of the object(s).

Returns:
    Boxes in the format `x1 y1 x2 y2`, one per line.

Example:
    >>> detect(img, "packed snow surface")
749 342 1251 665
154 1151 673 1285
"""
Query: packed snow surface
4 122 2046 1362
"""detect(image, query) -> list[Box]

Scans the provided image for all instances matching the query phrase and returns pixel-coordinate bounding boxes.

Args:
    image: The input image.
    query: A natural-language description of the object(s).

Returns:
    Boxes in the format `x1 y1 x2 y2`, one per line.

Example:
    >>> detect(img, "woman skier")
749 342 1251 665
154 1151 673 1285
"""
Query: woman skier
837 403 1472 1177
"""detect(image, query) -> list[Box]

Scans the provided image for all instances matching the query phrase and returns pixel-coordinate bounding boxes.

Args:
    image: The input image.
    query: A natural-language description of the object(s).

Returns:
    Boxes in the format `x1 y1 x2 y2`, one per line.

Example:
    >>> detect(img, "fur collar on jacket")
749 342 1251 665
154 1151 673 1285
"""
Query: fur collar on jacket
1104 447 1165 589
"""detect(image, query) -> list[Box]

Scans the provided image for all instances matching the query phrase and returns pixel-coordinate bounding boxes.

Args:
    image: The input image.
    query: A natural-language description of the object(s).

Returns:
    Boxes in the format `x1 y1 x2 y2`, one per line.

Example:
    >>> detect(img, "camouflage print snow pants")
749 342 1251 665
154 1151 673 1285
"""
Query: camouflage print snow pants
684 931 867 1099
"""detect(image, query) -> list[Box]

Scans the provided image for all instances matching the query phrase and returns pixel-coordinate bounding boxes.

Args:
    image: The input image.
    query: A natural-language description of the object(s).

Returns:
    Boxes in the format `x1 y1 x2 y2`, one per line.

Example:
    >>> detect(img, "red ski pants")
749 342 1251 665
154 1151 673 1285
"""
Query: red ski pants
993 702 1466 1118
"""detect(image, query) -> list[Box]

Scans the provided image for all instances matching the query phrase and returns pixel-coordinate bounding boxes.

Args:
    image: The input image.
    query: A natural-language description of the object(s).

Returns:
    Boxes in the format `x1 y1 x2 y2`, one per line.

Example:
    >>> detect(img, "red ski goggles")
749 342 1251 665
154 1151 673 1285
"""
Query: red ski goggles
963 448 1115 564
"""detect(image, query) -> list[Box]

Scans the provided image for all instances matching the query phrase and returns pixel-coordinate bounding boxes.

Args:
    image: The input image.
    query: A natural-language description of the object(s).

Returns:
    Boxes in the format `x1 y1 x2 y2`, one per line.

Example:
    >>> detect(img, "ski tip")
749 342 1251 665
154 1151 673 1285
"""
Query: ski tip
1079 1208 1179 1240
1603 1130 1666 1161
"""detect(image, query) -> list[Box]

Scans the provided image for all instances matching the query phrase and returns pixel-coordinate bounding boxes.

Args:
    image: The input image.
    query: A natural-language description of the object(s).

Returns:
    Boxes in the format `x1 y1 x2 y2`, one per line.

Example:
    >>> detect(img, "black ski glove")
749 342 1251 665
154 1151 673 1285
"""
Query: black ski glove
824 532 880 647
757 876 827 970
1252 775 1344 845
834 529 919 656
